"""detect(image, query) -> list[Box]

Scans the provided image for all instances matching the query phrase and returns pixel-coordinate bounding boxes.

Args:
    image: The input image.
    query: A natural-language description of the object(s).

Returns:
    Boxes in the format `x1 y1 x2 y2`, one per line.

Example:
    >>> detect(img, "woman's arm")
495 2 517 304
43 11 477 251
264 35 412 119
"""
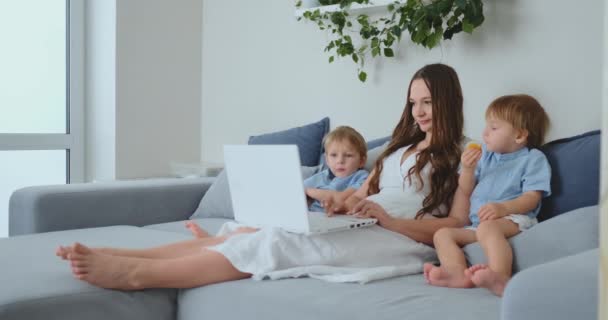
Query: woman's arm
342 172 372 212
351 174 471 245
383 216 466 245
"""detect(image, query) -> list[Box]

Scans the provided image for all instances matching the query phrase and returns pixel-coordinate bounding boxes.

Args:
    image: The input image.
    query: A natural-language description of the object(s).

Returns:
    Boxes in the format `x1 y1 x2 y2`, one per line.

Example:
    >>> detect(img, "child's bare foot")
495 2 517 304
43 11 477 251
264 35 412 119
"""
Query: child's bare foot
68 242 143 290
467 264 508 296
186 221 210 238
426 265 474 288
464 263 485 278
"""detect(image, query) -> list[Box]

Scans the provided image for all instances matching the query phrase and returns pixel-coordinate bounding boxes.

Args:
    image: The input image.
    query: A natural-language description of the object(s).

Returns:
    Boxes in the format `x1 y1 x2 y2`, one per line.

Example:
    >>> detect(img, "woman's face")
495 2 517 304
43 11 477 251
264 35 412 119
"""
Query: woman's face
409 79 433 133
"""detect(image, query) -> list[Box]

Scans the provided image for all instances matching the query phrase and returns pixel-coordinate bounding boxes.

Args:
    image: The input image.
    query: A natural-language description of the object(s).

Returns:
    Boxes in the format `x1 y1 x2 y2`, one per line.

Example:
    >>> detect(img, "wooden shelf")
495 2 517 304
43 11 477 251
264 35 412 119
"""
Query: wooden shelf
295 0 405 17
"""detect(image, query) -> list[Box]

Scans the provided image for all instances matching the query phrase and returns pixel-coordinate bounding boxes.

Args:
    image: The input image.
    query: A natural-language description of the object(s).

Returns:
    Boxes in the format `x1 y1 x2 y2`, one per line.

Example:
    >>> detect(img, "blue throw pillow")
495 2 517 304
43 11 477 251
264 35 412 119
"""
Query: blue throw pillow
248 117 329 166
538 130 600 221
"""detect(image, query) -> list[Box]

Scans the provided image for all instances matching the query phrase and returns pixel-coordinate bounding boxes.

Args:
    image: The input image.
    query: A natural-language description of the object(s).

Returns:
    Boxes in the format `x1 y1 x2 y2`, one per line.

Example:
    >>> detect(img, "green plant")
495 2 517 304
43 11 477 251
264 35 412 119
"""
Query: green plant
296 0 485 82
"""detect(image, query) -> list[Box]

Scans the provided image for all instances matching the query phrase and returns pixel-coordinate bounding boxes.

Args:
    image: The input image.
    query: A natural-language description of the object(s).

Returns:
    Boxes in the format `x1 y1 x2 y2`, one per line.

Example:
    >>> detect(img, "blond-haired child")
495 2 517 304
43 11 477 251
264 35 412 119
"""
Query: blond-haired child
424 94 551 296
303 125 369 213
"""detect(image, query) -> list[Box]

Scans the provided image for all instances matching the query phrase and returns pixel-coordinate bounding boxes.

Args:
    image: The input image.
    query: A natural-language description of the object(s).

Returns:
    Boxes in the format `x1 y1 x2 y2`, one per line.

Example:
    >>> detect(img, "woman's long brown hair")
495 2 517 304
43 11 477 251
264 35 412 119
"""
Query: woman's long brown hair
368 64 464 219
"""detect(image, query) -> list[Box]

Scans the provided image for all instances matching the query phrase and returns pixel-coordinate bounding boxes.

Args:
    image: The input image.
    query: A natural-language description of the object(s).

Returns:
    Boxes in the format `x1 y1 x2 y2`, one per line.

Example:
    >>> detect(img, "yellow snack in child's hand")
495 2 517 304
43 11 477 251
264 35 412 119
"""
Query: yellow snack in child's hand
466 142 482 150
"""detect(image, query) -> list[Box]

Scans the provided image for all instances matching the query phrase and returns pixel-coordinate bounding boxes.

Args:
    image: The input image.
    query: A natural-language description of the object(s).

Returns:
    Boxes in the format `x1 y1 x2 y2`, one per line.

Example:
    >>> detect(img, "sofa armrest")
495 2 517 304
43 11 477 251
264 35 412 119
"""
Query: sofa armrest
9 177 215 236
501 248 598 320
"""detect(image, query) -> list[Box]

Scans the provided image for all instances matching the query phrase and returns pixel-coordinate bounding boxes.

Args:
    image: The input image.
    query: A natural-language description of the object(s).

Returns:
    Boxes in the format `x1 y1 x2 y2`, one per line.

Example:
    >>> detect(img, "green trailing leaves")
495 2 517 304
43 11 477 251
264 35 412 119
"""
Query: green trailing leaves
297 0 485 82
358 71 367 82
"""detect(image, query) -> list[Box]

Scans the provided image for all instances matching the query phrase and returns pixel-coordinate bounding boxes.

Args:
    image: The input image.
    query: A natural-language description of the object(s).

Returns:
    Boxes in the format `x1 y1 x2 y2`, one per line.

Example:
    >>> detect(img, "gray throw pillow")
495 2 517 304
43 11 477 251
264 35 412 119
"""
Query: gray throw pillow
463 205 599 273
190 165 321 219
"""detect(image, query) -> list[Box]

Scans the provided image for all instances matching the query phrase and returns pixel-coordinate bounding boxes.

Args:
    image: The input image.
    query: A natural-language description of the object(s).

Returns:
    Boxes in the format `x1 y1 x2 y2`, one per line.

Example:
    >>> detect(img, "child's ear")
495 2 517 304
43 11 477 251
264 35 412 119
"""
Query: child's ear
515 129 529 145
359 155 367 168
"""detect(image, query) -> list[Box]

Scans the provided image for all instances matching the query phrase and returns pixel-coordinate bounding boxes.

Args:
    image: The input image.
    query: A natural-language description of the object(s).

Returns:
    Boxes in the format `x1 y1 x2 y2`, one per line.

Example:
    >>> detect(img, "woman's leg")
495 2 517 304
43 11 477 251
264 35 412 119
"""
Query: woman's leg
425 227 477 287
57 227 259 260
468 218 520 296
57 236 229 260
68 242 250 290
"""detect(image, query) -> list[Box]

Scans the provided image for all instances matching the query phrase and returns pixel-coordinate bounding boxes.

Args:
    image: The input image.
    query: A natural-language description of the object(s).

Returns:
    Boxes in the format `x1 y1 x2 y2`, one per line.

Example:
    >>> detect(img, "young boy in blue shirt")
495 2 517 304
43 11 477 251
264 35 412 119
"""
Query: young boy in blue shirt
303 126 369 213
424 94 551 296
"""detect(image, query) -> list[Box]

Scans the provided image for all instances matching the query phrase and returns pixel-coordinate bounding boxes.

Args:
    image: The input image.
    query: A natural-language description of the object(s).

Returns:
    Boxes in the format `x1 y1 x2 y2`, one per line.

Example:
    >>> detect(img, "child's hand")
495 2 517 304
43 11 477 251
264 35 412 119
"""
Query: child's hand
322 192 347 216
477 203 509 221
461 148 482 170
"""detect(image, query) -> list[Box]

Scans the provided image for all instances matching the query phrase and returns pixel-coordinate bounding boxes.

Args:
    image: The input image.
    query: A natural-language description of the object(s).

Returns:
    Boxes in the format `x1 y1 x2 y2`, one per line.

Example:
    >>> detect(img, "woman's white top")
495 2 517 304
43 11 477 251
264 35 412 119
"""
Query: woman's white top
367 145 432 219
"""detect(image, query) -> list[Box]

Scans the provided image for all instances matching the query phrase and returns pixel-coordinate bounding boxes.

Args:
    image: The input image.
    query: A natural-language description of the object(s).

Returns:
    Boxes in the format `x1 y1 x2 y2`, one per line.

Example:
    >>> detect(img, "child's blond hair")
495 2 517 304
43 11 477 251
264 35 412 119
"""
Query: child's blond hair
323 126 367 160
486 94 550 149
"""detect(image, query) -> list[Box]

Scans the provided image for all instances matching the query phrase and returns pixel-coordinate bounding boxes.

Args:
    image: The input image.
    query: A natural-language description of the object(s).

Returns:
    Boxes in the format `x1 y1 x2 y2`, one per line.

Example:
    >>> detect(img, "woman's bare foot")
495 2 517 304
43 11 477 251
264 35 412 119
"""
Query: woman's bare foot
56 245 71 260
186 221 210 238
467 264 508 296
423 263 434 283
426 265 473 288
68 242 144 290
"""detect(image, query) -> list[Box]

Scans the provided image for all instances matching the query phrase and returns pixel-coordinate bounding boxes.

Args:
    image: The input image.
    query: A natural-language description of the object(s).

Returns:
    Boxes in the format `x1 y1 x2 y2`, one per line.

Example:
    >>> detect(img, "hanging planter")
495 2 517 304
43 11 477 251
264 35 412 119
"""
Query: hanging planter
296 0 485 82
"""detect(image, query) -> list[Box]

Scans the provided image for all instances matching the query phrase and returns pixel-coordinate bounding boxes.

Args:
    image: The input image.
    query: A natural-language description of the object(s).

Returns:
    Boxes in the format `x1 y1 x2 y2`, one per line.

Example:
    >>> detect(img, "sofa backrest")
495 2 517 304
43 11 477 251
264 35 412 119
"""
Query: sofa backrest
538 130 600 221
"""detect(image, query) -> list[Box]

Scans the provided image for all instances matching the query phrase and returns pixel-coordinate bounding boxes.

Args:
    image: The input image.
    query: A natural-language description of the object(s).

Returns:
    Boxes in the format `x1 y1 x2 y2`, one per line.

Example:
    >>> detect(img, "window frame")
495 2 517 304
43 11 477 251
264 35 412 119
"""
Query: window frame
0 0 85 183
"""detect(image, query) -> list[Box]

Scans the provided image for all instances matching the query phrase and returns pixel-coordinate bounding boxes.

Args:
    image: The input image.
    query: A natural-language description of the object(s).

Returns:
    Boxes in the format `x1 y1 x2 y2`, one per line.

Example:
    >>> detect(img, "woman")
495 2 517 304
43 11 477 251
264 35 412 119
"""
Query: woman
57 63 469 290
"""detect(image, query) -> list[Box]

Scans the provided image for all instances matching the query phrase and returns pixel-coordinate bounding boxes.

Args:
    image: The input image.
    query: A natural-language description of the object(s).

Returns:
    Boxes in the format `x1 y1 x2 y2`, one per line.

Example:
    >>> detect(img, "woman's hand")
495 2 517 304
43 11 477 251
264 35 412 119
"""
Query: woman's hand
349 199 394 227
477 202 508 221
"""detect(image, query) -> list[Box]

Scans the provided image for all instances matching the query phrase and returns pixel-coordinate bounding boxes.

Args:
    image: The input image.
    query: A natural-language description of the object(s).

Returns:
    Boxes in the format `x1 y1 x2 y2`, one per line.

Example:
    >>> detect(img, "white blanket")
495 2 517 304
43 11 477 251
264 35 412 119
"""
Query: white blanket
208 222 437 284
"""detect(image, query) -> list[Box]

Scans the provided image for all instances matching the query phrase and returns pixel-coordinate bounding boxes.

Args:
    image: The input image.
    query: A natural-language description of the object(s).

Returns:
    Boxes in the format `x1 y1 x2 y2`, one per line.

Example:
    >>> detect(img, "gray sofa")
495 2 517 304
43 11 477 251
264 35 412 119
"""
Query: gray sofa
2 130 600 320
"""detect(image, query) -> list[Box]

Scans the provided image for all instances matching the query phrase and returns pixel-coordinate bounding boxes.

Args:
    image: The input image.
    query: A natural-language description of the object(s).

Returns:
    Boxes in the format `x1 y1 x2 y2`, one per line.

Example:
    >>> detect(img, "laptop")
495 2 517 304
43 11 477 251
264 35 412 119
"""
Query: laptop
223 145 377 234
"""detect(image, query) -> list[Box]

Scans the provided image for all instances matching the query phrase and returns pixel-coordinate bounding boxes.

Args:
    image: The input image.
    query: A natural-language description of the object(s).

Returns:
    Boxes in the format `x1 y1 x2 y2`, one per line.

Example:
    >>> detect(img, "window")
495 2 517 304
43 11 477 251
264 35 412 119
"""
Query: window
0 0 84 237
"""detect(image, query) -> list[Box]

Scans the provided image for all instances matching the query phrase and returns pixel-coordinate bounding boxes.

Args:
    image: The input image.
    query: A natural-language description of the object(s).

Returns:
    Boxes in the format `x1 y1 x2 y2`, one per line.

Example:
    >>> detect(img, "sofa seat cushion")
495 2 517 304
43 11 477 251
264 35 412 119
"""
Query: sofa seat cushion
463 205 598 272
0 226 189 320
145 218 232 236
178 274 500 320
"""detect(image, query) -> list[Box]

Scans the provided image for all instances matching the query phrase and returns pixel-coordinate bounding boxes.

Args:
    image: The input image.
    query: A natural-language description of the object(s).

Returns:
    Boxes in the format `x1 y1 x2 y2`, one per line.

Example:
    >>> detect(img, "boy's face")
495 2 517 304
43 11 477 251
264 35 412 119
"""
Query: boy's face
482 117 526 153
325 140 365 178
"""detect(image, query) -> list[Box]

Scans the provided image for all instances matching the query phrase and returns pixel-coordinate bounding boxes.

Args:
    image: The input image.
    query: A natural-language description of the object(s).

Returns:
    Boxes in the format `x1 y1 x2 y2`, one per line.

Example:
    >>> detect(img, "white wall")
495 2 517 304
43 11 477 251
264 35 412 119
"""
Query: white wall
200 0 603 163
86 0 203 181
115 0 202 179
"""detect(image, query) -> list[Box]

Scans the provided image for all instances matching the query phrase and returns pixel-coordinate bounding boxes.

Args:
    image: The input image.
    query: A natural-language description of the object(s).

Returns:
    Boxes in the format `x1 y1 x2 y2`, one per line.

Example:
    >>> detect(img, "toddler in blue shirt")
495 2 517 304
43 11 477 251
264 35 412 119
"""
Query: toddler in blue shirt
303 126 369 213
424 94 551 297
